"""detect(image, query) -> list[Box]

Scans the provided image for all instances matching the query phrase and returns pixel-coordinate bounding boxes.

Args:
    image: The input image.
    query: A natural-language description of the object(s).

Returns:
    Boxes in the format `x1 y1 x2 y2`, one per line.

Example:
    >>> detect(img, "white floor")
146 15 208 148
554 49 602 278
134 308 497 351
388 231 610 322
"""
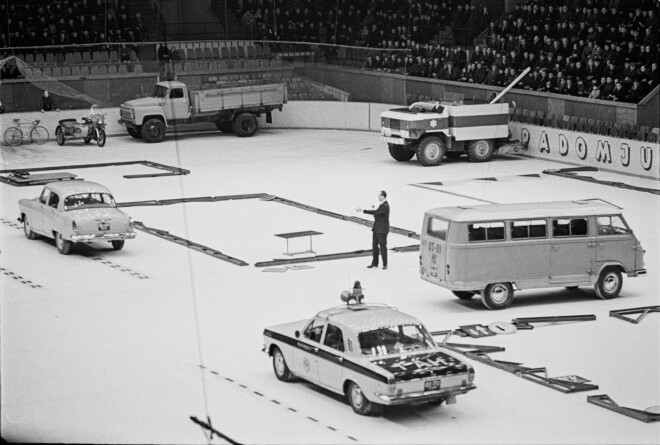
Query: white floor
1 128 659 444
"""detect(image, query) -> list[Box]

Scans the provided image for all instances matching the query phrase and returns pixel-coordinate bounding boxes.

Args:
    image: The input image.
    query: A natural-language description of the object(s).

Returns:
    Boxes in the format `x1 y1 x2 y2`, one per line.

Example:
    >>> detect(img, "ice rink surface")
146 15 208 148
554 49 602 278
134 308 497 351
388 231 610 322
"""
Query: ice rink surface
1 128 659 444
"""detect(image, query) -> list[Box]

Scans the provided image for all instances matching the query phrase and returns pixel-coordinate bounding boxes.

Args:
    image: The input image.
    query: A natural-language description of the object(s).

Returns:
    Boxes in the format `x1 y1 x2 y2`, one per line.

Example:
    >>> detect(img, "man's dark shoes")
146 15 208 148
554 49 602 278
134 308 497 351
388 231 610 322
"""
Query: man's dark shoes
367 264 377 268
383 266 388 270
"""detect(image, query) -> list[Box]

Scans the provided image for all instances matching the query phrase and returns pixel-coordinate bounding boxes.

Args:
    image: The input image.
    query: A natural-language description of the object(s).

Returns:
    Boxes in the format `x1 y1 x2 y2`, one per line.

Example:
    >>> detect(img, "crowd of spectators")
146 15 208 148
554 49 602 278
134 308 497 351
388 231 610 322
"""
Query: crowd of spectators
0 0 147 49
365 1 659 103
232 0 488 46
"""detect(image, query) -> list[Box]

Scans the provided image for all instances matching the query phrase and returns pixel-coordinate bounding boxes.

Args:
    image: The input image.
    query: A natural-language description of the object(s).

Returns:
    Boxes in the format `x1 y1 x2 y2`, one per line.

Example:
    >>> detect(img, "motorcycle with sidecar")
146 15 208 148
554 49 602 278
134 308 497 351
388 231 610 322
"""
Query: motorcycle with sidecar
56 112 107 147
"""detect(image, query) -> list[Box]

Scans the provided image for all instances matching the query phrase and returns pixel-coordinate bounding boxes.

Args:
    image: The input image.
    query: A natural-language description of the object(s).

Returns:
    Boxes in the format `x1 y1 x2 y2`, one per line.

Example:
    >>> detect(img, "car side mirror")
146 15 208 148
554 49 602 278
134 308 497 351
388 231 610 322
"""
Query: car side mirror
294 330 300 338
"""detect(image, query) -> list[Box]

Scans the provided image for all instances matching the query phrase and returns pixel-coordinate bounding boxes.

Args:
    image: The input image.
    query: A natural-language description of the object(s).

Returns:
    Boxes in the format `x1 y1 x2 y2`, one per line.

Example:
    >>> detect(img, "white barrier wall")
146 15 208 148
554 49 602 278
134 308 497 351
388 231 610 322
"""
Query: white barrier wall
510 122 660 180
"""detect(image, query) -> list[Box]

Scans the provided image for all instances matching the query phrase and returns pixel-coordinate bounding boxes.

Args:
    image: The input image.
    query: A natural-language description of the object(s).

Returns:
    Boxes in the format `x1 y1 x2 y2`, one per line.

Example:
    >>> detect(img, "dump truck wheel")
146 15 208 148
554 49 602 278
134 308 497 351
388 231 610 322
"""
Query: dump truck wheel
216 121 234 133
232 113 258 137
467 139 494 162
417 137 445 166
388 144 415 162
141 118 166 143
127 128 142 138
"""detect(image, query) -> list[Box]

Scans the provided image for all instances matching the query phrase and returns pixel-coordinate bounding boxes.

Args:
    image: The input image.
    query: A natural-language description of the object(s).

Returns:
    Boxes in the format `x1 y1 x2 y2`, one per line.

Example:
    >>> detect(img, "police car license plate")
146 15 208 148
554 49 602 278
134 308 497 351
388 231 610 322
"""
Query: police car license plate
98 222 110 231
424 379 441 391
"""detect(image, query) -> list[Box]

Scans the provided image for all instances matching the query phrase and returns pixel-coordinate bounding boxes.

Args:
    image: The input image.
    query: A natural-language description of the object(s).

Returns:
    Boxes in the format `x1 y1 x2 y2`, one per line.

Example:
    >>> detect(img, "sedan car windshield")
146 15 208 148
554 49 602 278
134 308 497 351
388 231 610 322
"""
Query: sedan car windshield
358 324 436 357
64 193 116 211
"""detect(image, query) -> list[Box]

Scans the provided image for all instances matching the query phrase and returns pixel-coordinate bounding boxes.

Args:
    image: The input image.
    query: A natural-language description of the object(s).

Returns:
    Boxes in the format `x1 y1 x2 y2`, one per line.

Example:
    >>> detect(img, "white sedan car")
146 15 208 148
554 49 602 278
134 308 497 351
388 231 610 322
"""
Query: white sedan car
263 302 476 415
18 181 136 254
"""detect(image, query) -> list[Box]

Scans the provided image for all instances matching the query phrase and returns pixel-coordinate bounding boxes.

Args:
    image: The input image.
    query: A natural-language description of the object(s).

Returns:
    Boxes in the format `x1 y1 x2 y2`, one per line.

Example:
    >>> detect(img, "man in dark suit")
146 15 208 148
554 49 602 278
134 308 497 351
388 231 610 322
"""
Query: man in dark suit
357 190 390 270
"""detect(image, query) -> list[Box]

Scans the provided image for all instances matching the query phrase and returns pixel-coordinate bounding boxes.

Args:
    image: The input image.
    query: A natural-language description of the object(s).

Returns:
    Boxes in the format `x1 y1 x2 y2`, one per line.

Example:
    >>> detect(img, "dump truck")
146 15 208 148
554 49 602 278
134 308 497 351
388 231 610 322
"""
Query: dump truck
380 68 529 166
119 81 287 142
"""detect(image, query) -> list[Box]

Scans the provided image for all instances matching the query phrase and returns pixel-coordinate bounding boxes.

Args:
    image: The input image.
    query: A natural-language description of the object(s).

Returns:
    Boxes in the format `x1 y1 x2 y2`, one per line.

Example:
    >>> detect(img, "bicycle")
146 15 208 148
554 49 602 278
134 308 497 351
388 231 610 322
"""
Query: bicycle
3 119 50 146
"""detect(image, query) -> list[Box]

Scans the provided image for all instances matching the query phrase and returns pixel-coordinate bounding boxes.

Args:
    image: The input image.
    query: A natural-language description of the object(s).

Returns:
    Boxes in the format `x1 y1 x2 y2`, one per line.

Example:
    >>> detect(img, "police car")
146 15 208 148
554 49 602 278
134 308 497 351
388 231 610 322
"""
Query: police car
263 290 475 415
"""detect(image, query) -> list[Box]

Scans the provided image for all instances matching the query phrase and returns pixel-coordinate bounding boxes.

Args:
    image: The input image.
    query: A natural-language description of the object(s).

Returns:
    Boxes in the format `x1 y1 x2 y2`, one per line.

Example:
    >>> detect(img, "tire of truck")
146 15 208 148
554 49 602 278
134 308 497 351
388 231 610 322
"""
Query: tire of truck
216 121 234 133
467 139 495 162
417 136 445 166
232 113 258 137
388 143 415 162
141 118 166 143
127 127 142 138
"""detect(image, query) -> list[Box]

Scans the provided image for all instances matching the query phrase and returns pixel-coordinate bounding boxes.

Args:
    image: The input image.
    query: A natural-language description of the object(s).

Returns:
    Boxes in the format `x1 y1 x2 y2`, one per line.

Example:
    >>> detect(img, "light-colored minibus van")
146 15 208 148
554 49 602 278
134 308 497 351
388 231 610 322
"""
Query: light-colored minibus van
420 200 646 309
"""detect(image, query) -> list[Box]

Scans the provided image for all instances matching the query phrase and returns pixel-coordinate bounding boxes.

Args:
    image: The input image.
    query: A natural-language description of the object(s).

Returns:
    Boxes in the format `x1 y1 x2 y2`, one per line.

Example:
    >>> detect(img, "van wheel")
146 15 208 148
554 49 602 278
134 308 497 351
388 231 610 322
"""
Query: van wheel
452 291 475 300
467 139 494 162
272 347 294 382
417 137 445 166
141 118 166 143
481 283 514 309
347 381 376 415
594 267 622 300
232 113 258 137
388 144 415 162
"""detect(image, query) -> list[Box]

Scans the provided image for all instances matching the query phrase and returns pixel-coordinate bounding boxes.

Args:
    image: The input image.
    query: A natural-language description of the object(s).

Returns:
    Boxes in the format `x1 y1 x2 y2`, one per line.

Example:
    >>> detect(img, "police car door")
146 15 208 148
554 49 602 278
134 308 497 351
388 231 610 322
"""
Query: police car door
294 319 323 384
317 324 345 391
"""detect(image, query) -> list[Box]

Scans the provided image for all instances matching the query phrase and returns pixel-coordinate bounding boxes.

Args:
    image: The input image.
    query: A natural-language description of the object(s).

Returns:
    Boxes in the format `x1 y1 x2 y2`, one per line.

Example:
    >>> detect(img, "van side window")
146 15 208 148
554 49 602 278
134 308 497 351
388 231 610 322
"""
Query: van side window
511 220 547 239
468 222 505 242
597 216 630 235
553 218 588 237
427 218 449 240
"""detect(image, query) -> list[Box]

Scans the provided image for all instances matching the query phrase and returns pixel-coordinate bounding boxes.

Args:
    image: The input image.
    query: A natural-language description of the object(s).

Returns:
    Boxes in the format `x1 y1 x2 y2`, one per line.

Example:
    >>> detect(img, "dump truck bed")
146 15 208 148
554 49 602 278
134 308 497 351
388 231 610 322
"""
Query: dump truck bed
192 84 287 114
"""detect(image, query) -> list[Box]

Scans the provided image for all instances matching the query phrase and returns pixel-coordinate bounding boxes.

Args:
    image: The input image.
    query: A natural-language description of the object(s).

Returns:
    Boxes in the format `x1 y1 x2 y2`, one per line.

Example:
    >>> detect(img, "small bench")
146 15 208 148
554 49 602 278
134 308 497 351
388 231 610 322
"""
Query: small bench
275 230 323 256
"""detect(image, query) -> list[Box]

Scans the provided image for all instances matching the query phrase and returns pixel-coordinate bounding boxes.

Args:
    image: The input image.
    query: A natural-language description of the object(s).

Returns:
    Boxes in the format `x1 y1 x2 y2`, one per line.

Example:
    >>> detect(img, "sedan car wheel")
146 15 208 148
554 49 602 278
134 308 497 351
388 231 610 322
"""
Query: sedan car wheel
55 232 73 255
23 217 38 240
272 347 294 382
347 381 376 415
111 240 125 251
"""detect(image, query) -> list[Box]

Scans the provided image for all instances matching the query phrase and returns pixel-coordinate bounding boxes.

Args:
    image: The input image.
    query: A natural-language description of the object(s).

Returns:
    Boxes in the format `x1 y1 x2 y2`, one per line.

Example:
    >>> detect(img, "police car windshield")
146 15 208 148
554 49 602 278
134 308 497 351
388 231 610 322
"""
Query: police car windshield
359 324 435 357
64 193 116 210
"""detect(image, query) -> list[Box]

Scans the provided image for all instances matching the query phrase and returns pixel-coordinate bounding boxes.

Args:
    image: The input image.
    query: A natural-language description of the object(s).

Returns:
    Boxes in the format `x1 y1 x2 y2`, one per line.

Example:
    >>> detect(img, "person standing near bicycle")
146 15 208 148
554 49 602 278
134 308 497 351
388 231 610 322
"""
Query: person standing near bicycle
41 91 58 113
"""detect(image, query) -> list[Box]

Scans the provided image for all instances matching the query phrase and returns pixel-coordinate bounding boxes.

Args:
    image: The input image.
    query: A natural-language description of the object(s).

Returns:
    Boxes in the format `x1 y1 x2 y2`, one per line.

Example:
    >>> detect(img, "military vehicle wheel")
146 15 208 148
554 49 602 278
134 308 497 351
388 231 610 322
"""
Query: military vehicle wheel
417 137 445 166
232 113 258 137
127 127 142 138
272 347 294 382
388 144 415 162
467 139 494 162
55 232 73 255
452 291 475 300
481 282 514 309
216 121 234 133
141 118 166 143
347 381 376 415
111 240 125 251
23 216 38 240
594 267 622 300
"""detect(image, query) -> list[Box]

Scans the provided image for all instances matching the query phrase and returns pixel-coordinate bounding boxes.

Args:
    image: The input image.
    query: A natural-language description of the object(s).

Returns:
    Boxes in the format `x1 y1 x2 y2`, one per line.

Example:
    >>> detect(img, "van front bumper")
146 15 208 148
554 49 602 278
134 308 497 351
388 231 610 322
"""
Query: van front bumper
627 269 647 277
374 384 476 405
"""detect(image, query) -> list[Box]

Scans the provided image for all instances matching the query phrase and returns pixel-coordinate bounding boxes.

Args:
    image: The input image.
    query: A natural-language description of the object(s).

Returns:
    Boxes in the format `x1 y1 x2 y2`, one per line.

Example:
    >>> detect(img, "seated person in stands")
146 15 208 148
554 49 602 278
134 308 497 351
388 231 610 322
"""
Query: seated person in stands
0 98 5 114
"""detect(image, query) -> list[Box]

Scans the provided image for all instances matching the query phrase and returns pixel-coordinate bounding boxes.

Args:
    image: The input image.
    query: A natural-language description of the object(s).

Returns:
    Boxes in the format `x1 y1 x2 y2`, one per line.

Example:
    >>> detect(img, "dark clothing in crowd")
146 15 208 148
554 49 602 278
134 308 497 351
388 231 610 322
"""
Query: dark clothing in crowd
364 201 390 267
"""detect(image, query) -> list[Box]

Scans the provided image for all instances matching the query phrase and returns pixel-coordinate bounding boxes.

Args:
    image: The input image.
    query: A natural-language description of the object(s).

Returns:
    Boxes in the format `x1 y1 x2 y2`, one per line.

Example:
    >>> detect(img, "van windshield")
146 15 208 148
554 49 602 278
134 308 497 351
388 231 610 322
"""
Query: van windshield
359 324 435 357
